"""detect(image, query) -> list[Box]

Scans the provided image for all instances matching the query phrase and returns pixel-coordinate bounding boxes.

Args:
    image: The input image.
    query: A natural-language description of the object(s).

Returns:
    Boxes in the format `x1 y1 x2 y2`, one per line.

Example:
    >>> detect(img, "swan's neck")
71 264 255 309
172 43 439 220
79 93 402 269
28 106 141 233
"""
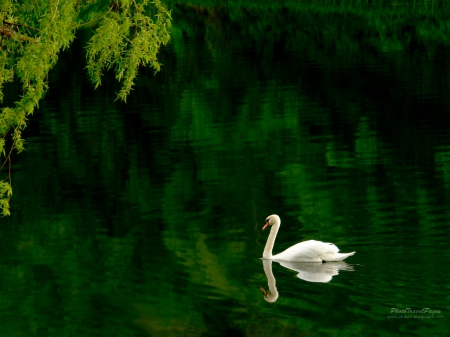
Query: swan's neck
263 221 280 259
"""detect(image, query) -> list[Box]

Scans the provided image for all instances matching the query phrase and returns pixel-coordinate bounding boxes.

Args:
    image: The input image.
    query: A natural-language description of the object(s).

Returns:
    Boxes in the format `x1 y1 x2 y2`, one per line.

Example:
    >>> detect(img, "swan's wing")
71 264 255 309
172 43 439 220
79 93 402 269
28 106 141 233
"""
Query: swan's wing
310 241 356 261
312 241 340 254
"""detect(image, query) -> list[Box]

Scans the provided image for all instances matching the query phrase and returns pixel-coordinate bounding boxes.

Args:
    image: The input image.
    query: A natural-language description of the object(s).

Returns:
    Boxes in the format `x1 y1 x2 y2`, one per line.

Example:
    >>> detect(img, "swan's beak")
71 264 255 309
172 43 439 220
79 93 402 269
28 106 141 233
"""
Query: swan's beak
262 220 269 231
260 287 268 297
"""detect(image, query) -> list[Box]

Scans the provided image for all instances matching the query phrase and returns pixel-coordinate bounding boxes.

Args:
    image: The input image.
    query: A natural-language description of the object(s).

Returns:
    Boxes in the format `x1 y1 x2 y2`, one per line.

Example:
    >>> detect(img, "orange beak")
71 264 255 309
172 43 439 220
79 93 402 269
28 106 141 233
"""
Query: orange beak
260 287 268 296
262 220 269 231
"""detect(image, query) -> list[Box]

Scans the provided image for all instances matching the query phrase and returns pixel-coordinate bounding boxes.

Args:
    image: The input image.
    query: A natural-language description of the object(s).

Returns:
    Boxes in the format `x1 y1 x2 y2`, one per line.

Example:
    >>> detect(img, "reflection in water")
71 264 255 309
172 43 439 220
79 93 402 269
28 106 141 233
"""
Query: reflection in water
260 259 278 303
261 259 354 303
277 260 354 283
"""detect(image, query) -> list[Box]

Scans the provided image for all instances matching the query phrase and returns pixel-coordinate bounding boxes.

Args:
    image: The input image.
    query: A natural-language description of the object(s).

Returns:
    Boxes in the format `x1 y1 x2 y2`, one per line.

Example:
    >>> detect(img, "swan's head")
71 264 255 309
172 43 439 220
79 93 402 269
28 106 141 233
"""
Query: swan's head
262 214 280 231
260 286 278 303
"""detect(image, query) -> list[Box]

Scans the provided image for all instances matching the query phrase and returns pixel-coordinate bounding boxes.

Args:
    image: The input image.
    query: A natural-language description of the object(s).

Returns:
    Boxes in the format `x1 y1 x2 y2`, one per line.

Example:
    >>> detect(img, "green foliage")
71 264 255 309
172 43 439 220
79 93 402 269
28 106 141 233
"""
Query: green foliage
0 0 171 214
0 180 11 216
86 0 171 101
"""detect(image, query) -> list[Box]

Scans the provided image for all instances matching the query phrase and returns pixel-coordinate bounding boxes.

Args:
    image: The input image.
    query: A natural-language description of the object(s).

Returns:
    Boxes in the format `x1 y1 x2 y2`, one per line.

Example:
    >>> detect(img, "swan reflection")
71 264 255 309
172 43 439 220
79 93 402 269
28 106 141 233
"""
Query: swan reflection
260 259 354 302
260 259 279 303
277 260 354 283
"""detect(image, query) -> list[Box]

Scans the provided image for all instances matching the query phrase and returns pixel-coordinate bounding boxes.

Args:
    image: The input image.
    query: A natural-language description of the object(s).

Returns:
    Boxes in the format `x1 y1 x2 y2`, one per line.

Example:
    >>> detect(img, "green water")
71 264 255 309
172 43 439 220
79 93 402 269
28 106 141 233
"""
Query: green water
1 2 450 336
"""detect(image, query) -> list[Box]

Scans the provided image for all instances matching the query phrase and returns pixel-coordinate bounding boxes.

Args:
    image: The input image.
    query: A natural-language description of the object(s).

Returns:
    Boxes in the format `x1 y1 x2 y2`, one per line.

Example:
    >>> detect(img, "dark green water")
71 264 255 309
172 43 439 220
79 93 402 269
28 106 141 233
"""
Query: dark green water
1 2 450 336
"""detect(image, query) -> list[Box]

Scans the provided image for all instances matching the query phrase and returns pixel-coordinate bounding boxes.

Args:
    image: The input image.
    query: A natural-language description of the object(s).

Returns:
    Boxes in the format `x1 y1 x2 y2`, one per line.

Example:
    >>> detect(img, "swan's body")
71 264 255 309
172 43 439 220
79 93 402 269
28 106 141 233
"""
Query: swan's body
262 214 355 262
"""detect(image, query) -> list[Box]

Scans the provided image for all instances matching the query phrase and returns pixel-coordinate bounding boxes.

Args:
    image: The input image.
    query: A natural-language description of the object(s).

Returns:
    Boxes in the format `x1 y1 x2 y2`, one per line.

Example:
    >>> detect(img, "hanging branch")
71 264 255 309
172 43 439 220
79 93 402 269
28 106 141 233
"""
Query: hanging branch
0 25 38 42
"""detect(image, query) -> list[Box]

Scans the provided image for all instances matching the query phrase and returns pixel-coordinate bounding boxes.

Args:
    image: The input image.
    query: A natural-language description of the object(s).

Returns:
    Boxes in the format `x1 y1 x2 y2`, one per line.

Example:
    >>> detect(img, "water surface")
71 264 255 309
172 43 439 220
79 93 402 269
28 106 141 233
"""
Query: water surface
1 1 449 336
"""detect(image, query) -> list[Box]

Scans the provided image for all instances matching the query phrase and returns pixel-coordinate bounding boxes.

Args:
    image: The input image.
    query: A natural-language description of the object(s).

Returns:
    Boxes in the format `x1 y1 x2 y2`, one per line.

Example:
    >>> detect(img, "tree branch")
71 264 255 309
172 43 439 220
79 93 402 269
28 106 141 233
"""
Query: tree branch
0 25 38 42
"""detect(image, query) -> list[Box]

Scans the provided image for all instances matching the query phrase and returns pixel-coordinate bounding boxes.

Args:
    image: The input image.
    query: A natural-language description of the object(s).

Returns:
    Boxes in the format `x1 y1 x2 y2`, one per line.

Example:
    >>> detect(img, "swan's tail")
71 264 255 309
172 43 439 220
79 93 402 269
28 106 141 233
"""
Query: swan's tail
325 251 355 262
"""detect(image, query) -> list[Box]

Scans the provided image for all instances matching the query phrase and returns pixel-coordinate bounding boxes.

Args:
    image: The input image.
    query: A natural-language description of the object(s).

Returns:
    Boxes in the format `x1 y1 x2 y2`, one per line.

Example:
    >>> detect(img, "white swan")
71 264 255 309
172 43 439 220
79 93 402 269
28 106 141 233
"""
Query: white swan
262 214 355 262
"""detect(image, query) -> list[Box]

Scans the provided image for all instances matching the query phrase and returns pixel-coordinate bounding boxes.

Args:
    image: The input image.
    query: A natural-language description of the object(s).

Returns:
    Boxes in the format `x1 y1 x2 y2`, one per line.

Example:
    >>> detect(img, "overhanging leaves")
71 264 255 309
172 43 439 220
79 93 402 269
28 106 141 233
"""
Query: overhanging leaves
0 0 172 215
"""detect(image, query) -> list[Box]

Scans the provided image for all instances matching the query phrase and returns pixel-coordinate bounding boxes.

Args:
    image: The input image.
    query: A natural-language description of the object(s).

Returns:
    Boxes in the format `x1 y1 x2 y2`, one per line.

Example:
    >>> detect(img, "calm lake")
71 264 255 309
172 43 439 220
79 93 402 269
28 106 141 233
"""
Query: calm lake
1 1 450 336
